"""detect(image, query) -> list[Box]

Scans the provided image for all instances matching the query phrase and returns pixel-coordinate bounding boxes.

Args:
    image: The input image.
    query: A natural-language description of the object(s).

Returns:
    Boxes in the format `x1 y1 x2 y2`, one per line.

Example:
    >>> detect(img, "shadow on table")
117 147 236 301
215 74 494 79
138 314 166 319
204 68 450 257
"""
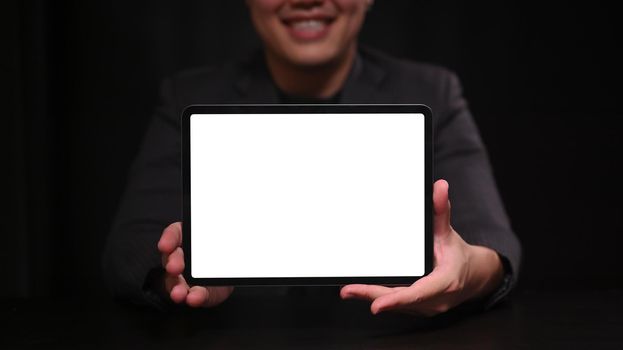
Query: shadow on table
4 287 520 349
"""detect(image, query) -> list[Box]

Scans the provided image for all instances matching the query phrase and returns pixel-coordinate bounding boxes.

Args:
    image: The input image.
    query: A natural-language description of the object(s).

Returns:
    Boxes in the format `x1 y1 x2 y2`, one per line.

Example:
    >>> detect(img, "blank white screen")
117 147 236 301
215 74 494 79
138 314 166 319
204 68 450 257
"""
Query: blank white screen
190 113 425 278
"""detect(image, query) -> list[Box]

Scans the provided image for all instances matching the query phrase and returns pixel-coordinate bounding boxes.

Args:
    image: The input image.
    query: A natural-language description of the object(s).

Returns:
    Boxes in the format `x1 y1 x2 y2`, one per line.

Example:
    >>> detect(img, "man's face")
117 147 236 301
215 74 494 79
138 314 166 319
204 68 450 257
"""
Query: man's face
246 0 370 67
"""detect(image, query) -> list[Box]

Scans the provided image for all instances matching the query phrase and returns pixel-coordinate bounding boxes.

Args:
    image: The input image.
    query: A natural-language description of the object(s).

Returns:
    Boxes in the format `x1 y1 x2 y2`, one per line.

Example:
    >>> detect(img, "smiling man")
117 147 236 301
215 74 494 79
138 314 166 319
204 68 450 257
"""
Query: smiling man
249 0 367 98
103 0 521 316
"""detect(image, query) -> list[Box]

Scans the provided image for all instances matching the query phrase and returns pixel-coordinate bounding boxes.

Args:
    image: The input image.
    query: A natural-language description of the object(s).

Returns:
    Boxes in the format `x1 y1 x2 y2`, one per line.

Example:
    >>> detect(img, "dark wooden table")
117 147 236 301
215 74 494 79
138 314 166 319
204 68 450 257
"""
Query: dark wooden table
2 288 622 349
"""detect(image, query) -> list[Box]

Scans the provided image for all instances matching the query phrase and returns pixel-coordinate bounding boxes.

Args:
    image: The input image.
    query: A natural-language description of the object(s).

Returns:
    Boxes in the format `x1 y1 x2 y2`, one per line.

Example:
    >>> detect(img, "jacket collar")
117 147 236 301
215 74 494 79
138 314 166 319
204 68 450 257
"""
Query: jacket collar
233 47 387 104
340 47 387 103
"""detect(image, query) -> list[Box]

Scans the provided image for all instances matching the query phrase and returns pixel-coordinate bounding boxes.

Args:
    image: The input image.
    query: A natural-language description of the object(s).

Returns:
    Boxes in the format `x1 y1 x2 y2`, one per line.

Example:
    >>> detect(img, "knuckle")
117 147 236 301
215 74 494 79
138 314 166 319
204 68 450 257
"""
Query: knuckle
445 278 464 294
435 303 451 314
408 294 424 304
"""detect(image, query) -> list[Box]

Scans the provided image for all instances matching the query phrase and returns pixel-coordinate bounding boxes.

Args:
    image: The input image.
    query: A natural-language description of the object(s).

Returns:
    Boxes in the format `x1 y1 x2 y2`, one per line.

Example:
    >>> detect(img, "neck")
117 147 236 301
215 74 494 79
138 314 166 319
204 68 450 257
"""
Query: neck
265 45 356 98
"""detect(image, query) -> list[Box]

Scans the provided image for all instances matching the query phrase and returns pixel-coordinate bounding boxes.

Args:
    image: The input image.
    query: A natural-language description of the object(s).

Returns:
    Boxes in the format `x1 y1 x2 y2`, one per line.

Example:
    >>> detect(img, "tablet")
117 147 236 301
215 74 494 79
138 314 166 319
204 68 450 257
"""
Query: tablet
182 104 432 286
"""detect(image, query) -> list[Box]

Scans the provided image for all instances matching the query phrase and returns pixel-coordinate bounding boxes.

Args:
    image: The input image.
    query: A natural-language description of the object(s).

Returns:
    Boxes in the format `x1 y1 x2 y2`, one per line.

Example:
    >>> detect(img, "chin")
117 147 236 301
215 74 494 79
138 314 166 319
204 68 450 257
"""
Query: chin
281 45 346 68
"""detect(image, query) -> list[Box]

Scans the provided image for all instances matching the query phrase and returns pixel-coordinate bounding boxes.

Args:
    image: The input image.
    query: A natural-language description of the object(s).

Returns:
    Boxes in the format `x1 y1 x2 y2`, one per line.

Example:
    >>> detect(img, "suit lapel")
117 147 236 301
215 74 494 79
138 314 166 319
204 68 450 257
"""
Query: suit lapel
233 51 280 104
341 48 388 104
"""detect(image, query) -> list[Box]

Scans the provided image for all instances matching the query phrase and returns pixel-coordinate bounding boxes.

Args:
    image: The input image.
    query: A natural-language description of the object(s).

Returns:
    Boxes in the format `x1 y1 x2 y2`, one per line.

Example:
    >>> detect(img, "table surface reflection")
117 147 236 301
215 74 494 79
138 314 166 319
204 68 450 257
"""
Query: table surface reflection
2 288 622 349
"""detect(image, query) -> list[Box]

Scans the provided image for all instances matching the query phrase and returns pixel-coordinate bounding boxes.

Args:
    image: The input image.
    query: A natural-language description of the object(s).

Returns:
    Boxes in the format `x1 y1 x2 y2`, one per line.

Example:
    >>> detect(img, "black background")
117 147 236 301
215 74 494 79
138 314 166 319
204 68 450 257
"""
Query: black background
3 0 622 301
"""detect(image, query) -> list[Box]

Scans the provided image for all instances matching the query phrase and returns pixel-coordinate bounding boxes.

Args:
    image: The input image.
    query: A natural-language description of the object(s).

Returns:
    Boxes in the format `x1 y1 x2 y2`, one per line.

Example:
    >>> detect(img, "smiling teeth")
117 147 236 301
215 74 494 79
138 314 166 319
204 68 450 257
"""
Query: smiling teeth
291 20 325 31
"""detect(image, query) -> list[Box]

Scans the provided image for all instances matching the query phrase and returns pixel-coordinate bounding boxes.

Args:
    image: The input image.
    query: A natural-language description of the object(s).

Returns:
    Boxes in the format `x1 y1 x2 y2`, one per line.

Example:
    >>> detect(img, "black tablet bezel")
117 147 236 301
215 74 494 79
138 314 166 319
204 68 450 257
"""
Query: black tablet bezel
182 104 433 286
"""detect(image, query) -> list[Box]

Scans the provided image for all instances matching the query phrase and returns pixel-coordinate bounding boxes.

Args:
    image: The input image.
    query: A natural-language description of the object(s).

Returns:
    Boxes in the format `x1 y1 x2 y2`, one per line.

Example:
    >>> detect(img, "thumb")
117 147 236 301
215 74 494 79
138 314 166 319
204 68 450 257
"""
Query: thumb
433 179 452 237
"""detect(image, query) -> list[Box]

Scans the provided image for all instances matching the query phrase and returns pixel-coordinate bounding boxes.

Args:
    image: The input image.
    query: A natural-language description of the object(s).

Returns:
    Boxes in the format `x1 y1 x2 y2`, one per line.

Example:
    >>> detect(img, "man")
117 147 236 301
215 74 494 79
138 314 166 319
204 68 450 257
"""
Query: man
103 0 521 315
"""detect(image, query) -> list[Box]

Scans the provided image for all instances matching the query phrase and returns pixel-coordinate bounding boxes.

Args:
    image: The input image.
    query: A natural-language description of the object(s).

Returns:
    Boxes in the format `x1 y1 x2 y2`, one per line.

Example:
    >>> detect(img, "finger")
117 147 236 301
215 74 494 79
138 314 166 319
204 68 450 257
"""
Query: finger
186 286 209 307
164 247 185 276
433 180 452 238
165 274 189 304
340 284 400 301
158 222 182 254
187 286 234 308
371 271 449 314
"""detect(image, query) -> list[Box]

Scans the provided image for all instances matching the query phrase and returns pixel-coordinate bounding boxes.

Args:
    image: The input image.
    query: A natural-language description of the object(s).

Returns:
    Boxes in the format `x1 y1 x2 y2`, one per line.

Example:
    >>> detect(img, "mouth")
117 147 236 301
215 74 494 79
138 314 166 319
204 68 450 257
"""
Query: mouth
281 16 336 41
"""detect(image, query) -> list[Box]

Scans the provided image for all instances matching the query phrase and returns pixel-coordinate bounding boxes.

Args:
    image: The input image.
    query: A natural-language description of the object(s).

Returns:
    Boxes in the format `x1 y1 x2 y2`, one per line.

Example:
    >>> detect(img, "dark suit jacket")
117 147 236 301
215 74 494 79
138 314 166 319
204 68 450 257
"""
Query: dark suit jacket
102 47 521 311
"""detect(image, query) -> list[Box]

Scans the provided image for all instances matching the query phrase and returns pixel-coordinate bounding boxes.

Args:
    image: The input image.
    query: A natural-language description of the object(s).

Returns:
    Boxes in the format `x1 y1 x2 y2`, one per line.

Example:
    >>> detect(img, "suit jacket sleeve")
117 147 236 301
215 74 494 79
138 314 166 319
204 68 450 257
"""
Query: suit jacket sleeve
101 78 182 310
433 71 522 308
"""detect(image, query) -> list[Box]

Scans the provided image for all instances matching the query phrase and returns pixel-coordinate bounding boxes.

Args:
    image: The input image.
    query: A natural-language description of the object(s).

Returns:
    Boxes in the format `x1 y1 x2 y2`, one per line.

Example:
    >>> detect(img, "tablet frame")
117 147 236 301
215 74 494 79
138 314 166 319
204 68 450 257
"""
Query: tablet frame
182 104 433 286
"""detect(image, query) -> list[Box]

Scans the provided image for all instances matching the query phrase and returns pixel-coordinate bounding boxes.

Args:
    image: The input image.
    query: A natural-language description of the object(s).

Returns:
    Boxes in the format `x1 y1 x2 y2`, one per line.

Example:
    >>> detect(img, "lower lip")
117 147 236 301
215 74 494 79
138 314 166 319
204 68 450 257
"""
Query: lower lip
284 21 332 41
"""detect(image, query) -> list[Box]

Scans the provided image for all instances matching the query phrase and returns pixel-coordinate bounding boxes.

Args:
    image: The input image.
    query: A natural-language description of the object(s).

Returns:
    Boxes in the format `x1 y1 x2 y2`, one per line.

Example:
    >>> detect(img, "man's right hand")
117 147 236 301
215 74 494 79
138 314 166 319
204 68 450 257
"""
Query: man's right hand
157 222 234 307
